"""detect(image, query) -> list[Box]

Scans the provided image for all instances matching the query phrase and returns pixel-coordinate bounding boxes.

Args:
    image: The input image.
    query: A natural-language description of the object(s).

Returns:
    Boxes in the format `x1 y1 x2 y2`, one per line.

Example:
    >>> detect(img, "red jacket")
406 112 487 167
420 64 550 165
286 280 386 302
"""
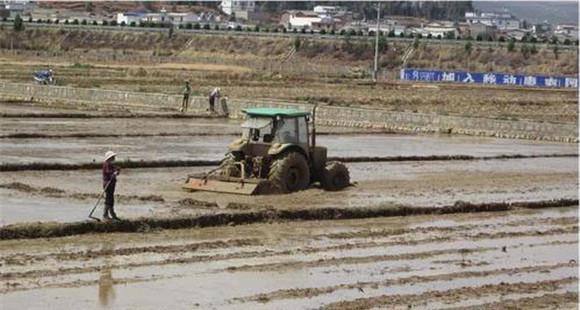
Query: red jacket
102 161 118 188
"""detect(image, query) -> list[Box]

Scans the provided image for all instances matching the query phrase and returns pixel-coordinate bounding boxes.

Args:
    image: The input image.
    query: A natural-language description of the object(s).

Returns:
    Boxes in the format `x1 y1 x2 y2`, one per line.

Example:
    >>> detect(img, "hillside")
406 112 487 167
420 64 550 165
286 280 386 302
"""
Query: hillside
0 28 576 76
37 1 221 15
474 1 578 25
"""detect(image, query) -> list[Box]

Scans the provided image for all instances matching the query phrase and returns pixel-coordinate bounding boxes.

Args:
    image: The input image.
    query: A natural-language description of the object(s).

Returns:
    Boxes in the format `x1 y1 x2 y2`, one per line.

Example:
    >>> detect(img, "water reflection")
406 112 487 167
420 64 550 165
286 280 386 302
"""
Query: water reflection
98 242 116 307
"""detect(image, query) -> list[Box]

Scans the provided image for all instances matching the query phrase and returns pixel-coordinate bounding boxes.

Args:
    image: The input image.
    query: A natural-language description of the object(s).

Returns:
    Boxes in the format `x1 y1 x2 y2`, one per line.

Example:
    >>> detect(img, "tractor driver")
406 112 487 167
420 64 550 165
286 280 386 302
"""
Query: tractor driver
251 129 260 141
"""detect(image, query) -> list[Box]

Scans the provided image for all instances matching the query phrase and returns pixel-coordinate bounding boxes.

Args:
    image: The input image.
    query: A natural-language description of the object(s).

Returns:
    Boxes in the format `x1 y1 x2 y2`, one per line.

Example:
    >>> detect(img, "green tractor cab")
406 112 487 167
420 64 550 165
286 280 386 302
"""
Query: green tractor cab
183 107 350 195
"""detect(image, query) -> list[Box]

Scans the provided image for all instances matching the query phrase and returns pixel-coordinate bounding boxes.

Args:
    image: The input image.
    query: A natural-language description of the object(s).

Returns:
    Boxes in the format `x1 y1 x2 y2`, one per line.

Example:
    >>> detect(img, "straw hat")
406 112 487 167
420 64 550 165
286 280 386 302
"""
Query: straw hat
104 151 117 161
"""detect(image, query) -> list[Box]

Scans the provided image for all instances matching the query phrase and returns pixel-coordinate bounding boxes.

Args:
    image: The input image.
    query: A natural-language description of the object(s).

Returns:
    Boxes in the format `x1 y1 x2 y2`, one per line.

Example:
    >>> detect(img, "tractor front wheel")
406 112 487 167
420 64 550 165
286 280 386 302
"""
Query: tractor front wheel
321 161 350 191
268 152 310 193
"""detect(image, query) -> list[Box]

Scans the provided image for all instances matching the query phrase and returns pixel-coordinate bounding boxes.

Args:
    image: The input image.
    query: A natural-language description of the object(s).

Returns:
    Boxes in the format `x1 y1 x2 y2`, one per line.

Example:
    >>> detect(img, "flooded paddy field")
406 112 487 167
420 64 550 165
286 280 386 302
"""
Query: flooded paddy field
0 132 576 166
0 101 577 309
0 207 577 309
1 157 577 225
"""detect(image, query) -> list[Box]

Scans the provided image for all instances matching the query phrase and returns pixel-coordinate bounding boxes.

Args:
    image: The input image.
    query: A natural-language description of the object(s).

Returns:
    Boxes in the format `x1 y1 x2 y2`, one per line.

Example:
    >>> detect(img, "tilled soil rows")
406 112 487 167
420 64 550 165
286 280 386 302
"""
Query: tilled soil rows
0 198 577 240
1 207 577 309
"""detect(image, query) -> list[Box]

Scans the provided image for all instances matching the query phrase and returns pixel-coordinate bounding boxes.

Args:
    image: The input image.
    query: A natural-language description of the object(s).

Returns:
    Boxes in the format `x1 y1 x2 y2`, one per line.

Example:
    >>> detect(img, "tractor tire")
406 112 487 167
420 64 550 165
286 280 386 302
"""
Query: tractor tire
268 152 310 193
321 161 350 191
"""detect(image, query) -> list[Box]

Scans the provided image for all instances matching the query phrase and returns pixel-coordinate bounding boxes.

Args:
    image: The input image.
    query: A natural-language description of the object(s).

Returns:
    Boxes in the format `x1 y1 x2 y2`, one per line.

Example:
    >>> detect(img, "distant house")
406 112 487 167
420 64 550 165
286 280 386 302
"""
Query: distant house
313 5 345 16
412 22 457 38
367 22 394 33
280 10 322 29
554 24 579 40
532 21 552 34
468 22 496 39
502 29 529 41
1 0 34 18
117 8 202 26
0 7 8 19
465 11 520 30
117 11 146 25
220 0 255 20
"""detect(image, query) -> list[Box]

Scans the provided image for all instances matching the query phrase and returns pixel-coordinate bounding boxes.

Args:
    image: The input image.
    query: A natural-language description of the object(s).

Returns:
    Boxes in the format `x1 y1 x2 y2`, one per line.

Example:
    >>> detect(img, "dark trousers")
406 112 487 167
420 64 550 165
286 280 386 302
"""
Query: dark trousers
209 96 215 112
182 94 190 112
103 182 117 218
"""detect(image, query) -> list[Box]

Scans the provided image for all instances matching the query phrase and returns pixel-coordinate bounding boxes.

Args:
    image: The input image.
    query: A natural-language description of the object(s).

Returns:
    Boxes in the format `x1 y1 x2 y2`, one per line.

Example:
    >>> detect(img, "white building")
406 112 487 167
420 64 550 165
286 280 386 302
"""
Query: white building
220 0 255 19
1 0 34 18
465 11 520 30
553 24 579 41
412 22 457 38
554 24 578 36
280 10 320 29
313 6 345 16
117 9 202 26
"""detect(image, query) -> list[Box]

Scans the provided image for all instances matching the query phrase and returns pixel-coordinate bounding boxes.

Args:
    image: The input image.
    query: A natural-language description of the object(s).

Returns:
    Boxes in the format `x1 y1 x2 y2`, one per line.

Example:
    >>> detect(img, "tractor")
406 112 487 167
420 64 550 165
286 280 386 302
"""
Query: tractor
183 107 350 195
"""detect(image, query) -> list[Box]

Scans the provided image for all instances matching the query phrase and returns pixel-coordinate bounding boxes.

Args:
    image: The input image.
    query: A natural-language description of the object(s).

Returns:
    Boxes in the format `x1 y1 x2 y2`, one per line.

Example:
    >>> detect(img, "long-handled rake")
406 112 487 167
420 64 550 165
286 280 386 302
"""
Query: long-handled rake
88 180 112 222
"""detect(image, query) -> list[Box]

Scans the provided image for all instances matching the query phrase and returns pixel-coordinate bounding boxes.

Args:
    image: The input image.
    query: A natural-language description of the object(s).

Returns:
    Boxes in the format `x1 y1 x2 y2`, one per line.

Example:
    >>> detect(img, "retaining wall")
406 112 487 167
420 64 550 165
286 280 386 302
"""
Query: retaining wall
0 82 577 142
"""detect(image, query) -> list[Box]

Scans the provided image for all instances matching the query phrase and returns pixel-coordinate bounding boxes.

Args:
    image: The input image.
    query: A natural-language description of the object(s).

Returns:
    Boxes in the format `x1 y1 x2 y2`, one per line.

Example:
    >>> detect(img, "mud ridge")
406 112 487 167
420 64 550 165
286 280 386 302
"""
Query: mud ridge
236 263 575 303
0 112 225 119
0 132 239 139
2 238 262 267
0 199 576 240
322 277 578 310
1 153 576 172
0 182 165 202
0 131 394 139
457 292 578 310
225 234 576 272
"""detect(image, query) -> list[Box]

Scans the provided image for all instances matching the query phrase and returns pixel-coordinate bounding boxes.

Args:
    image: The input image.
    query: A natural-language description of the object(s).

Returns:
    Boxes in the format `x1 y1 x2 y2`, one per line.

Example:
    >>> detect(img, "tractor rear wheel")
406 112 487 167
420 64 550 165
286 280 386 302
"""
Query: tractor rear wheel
321 161 350 191
268 152 310 193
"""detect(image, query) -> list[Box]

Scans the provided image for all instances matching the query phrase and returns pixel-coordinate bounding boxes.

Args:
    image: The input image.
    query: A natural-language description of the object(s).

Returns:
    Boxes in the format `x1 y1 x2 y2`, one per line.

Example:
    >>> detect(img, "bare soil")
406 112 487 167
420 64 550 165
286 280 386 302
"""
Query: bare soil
0 28 577 123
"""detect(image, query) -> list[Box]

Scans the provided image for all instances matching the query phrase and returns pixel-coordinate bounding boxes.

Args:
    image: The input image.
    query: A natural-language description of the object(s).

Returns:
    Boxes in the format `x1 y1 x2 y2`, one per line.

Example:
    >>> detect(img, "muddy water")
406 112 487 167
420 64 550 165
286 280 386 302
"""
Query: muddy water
0 207 577 309
0 157 576 225
0 190 163 226
0 117 243 137
0 117 387 138
0 134 577 165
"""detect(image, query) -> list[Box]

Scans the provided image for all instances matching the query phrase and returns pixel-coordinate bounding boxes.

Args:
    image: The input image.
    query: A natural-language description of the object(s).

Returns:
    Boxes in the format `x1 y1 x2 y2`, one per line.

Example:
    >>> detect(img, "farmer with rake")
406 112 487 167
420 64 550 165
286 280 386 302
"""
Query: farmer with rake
102 151 121 221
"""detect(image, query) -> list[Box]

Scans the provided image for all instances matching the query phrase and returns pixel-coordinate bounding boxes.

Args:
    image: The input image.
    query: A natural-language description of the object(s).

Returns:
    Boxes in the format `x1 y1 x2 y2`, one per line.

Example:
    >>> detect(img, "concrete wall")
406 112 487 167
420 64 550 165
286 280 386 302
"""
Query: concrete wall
0 82 577 142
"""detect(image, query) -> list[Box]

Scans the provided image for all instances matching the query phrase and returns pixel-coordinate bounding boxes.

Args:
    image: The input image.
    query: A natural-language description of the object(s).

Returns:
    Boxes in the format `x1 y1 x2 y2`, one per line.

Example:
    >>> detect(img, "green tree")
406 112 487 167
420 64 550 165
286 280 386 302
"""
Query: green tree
464 41 473 54
13 14 24 32
293 37 301 51
520 44 530 59
378 35 388 52
507 39 515 52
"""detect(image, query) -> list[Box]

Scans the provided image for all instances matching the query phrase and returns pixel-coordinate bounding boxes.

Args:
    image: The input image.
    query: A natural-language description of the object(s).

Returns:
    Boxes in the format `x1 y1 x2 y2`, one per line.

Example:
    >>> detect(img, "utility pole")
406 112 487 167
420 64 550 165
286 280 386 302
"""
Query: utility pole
373 2 381 82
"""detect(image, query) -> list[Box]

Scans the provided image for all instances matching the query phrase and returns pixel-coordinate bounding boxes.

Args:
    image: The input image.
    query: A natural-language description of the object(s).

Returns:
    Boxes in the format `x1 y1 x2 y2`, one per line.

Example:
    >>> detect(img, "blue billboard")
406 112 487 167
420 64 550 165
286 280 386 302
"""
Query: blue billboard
400 68 578 89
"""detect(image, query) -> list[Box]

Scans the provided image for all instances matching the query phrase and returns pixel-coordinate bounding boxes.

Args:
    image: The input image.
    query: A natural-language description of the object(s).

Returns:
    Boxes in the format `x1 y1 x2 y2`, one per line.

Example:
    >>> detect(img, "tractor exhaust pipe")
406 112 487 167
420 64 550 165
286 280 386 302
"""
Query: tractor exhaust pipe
311 104 318 148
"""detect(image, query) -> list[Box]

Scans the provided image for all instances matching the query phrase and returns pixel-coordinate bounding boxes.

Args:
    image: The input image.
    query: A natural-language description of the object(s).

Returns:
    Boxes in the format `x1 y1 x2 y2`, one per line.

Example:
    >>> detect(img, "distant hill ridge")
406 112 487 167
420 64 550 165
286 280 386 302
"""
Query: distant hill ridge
474 1 578 25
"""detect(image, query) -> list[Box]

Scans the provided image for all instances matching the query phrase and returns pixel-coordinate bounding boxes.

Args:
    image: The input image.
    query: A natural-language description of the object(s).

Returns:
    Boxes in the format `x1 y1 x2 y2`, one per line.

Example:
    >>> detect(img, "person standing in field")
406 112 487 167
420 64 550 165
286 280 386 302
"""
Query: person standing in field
102 151 121 221
181 80 192 113
208 87 221 113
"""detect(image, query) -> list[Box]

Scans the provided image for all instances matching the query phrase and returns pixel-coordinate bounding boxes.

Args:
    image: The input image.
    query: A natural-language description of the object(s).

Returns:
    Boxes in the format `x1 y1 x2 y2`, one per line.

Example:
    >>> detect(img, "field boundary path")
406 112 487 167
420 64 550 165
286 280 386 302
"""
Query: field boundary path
0 82 577 142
